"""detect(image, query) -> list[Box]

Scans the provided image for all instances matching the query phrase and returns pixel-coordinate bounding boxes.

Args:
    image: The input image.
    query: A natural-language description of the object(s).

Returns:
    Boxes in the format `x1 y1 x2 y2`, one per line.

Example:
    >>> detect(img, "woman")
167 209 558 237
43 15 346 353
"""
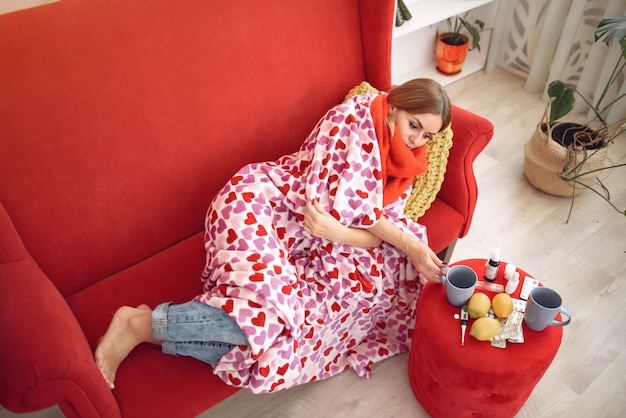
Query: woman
96 78 452 392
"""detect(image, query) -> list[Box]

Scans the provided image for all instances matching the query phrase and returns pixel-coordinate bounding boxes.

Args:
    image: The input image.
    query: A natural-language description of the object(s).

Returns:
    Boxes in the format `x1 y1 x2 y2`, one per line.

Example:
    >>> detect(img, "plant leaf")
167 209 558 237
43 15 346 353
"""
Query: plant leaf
547 81 576 123
595 16 626 46
462 20 481 51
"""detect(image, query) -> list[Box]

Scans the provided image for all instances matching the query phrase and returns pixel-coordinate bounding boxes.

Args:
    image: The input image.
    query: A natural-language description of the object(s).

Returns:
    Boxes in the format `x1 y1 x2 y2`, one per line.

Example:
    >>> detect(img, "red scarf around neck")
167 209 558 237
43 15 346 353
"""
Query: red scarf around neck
370 94 427 206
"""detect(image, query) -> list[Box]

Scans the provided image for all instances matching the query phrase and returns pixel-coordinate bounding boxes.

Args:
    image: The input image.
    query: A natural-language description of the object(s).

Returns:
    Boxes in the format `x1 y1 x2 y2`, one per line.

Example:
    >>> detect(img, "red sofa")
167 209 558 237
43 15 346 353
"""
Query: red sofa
0 0 493 417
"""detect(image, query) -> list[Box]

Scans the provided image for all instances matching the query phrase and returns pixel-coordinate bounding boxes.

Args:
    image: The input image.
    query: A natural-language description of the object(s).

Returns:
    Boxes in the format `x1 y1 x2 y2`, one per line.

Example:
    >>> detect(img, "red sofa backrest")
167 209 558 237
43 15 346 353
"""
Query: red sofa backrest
0 0 393 297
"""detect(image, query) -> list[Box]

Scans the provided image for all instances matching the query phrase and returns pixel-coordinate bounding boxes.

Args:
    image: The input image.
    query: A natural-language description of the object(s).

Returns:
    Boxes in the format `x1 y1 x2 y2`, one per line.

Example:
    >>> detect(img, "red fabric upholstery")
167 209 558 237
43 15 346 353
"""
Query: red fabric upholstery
0 0 492 416
409 259 563 418
419 105 495 253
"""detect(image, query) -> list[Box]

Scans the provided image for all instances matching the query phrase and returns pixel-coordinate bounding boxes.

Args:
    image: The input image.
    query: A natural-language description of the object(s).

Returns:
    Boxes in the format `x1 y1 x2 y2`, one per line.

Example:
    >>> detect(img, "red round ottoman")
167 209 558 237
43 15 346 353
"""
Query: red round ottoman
408 259 562 418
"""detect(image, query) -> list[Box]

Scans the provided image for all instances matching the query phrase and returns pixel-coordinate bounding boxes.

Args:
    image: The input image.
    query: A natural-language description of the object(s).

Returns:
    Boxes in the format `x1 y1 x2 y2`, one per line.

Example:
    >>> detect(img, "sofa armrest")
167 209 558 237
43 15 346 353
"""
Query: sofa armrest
438 105 494 237
0 203 121 418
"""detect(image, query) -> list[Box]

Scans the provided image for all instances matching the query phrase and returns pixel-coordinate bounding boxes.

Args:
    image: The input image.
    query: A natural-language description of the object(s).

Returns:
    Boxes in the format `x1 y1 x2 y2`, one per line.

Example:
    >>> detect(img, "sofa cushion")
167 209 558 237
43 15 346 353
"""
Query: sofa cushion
0 0 371 298
66 232 238 417
417 198 464 254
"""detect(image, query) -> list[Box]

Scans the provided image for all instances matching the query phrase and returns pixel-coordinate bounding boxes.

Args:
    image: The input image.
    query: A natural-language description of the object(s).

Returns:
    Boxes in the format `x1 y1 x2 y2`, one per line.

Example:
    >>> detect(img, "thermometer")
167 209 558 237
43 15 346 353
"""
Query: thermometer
461 305 468 346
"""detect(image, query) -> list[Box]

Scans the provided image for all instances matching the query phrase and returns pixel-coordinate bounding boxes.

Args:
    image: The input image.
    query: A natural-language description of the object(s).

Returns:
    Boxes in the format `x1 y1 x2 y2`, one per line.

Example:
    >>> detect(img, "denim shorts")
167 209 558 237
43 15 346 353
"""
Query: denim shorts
152 301 248 366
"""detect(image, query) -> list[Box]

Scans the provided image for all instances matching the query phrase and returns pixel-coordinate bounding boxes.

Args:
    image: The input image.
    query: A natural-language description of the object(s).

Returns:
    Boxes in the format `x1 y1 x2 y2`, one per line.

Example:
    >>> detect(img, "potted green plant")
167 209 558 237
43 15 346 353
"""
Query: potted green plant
436 12 486 75
524 16 626 220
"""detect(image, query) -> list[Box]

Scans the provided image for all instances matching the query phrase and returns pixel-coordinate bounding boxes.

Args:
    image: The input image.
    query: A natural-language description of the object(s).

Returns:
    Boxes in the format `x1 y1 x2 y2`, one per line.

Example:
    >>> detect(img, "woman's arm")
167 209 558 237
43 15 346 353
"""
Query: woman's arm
368 216 444 283
304 200 382 248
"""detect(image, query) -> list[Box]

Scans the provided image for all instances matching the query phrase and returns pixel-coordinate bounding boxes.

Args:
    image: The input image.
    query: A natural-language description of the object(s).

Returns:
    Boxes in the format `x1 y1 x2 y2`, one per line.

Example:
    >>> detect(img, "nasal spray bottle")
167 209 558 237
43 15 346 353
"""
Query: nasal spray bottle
484 248 500 282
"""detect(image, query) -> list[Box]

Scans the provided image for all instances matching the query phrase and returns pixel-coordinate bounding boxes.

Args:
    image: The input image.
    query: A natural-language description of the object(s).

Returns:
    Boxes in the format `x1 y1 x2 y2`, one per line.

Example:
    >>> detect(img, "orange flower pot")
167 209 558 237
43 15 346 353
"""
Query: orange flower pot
435 33 470 75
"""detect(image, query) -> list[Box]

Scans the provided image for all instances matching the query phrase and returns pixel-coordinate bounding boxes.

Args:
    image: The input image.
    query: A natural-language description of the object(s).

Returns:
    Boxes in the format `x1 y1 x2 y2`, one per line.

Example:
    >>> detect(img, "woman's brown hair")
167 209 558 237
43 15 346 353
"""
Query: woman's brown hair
387 78 452 132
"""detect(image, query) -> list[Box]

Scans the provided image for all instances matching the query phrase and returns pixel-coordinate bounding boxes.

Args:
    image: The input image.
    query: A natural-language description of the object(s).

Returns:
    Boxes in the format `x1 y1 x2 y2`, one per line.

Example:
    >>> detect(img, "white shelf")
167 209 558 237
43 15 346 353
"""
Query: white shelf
391 0 499 86
394 0 497 39
393 58 484 87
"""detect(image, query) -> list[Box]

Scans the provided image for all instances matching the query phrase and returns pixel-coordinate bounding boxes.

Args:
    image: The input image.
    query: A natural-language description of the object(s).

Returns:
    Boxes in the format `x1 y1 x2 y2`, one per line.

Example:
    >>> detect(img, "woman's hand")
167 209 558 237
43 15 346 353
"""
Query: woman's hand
304 199 341 241
402 238 445 283
304 200 382 248
369 216 444 282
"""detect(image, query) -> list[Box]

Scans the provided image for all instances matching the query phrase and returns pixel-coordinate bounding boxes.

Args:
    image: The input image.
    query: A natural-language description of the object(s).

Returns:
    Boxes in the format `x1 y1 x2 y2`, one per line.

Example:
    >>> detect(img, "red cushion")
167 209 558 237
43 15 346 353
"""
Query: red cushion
66 232 238 417
418 198 465 254
0 0 372 297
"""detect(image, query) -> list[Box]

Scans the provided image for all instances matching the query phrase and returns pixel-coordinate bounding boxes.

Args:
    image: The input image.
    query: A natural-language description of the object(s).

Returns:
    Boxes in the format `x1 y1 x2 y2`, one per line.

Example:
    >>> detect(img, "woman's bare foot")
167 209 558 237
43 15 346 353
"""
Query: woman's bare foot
94 305 155 389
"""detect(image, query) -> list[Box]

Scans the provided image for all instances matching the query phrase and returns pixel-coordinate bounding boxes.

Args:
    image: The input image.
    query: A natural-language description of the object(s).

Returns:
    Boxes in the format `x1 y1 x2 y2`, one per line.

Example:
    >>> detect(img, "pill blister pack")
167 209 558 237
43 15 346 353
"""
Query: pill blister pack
512 298 527 313
519 276 540 300
491 311 525 348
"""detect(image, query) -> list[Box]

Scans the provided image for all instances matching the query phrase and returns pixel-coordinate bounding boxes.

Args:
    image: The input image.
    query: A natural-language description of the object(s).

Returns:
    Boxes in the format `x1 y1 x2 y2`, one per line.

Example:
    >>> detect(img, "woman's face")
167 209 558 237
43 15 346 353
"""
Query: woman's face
390 108 443 150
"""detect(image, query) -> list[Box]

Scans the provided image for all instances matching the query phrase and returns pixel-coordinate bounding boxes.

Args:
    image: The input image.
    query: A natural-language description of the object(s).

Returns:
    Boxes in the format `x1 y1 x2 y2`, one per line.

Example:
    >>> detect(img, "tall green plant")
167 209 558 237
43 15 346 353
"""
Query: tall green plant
545 16 626 219
548 17 626 129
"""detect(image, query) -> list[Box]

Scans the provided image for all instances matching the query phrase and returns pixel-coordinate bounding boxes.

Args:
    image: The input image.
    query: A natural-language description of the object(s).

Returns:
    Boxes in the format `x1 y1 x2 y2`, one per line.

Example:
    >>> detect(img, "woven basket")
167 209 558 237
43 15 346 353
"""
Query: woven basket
524 123 607 196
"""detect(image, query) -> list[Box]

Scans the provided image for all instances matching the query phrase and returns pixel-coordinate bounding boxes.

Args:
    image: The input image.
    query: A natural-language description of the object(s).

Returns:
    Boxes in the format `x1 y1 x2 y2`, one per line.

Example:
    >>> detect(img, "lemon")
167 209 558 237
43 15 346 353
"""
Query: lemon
467 292 491 318
492 293 514 318
469 317 501 341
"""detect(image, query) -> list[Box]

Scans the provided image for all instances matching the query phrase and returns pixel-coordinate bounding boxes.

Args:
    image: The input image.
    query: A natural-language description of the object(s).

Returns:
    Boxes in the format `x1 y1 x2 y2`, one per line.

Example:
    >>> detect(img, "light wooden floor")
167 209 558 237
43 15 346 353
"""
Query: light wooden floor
3 70 625 418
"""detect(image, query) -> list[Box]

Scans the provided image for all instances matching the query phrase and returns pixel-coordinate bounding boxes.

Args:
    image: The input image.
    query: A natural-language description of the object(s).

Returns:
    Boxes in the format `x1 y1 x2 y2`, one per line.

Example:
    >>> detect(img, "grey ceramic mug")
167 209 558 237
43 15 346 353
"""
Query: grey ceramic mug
439 265 477 306
524 287 572 331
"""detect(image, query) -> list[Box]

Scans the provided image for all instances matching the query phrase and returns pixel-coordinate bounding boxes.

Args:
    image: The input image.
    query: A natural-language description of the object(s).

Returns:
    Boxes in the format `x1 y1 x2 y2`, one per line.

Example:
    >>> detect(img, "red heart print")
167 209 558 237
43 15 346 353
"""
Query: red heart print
251 311 266 327
260 365 270 377
346 338 357 349
345 114 356 124
251 348 264 361
362 143 373 153
247 253 261 262
227 229 238 243
245 213 257 225
356 190 368 199
222 299 234 313
242 192 254 202
225 192 237 204
336 140 346 150
248 300 262 309
330 126 339 136
250 272 264 282
277 363 289 376
278 183 290 195
256 225 268 236
270 379 285 391
252 262 267 271
328 268 339 279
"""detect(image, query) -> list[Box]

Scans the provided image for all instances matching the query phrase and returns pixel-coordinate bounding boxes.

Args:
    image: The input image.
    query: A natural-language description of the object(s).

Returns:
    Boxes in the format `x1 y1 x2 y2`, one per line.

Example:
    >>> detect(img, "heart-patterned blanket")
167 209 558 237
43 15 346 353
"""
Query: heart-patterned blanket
195 94 428 393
